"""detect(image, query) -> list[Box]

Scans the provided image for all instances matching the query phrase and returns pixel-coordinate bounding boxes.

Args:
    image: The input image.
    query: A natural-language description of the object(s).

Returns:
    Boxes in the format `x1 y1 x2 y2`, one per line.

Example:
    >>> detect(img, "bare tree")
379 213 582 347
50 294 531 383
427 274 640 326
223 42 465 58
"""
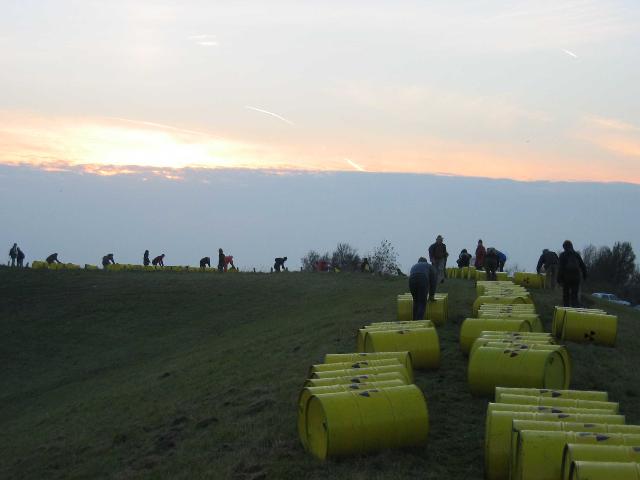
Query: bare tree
300 250 330 272
331 243 361 272
370 239 399 275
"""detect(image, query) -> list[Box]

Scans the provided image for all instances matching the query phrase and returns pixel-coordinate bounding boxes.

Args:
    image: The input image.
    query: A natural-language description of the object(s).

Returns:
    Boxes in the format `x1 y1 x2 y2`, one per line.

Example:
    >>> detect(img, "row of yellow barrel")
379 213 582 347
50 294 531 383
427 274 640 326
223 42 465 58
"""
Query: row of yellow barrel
513 271 546 289
396 293 449 326
552 306 618 346
297 351 429 459
32 261 82 270
446 266 510 281
31 261 236 273
484 386 640 480
357 320 440 369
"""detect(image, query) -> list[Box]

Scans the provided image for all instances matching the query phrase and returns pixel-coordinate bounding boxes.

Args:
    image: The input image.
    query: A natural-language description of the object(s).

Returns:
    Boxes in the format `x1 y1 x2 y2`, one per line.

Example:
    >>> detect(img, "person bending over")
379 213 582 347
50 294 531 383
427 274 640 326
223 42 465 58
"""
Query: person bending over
274 257 287 272
102 253 115 269
152 254 165 267
409 257 436 320
200 257 211 269
46 253 62 265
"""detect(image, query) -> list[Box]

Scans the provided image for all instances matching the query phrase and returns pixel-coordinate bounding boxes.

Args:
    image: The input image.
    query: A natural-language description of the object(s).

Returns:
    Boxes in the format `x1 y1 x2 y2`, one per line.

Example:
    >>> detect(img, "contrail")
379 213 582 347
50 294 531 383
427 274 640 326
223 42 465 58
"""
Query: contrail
245 106 294 125
107 117 214 138
345 158 365 172
562 49 578 59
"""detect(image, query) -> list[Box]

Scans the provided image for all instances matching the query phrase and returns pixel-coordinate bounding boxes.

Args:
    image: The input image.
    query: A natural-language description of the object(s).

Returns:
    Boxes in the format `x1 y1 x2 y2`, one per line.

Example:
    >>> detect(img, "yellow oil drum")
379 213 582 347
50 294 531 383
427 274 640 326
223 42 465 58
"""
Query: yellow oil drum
473 295 532 316
357 323 432 351
499 394 617 413
460 319 533 354
297 379 405 450
461 266 469 278
488 403 615 416
477 344 571 386
476 270 487 281
468 347 566 397
496 272 509 281
484 409 624 480
304 385 429 459
368 321 433 327
426 294 448 326
31 260 47 269
552 307 607 337
397 296 413 321
568 461 640 480
472 338 555 356
563 445 640 480
311 364 413 384
478 313 543 332
324 352 413 372
310 358 403 375
513 431 640 480
495 387 608 402
562 311 617 347
304 371 408 387
514 271 545 288
363 328 440 369
84 264 99 270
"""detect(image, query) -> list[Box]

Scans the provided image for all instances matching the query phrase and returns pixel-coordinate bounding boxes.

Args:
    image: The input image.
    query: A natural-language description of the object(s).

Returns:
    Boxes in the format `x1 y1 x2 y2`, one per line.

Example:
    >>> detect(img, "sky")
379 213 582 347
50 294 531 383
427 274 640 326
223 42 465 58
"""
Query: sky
1 1 639 270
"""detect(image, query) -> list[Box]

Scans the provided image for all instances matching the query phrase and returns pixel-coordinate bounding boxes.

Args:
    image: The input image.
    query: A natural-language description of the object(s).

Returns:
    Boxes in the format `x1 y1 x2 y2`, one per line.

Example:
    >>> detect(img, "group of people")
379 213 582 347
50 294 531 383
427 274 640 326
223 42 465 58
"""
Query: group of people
8 243 25 267
455 240 507 281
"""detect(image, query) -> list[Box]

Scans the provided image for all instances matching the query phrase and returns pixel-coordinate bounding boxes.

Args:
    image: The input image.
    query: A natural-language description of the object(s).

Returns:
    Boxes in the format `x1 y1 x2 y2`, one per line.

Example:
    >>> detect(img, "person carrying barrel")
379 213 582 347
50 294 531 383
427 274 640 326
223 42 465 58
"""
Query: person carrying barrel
409 257 436 320
536 249 559 290
200 256 211 269
152 254 165 267
484 248 499 281
143 250 150 267
456 249 472 268
558 240 587 307
102 253 115 269
274 256 287 272
46 253 62 265
475 239 486 270
428 235 448 284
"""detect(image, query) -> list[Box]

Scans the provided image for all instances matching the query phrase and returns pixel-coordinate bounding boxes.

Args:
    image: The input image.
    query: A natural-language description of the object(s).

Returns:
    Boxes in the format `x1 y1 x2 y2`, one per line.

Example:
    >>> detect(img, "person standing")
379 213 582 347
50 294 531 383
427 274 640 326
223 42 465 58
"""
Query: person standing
9 243 18 267
536 249 559 290
274 257 287 272
475 240 486 270
17 248 25 268
558 240 587 307
102 253 115 269
218 248 225 272
428 235 448 284
409 257 436 320
143 250 150 267
484 248 499 281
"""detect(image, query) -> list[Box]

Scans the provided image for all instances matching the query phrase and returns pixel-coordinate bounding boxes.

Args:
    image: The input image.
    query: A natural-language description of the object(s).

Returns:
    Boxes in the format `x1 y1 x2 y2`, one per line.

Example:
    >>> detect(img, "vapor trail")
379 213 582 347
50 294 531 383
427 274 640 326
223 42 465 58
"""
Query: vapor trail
562 49 578 58
346 158 365 172
245 106 294 125
108 117 214 137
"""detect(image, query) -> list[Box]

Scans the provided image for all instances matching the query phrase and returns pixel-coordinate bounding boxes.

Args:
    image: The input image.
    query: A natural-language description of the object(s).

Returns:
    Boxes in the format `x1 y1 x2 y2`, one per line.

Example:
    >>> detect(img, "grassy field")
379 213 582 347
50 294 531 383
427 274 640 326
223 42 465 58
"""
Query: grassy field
1 268 640 479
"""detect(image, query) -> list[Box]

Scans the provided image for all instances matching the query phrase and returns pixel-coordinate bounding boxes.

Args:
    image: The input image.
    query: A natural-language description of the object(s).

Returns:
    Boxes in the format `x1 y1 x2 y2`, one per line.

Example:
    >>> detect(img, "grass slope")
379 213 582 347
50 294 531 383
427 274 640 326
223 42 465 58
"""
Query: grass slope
1 269 639 479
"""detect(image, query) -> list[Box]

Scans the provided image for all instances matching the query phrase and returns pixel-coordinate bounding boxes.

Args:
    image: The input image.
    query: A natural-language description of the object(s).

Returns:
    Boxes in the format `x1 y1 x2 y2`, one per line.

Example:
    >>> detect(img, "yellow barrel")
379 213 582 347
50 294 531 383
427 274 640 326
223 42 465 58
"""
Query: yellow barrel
512 421 640 478
473 295 533 316
460 319 533 354
31 260 47 269
426 294 448 326
305 385 429 459
304 371 408 387
311 364 413 384
480 331 551 338
84 264 99 270
478 313 543 332
552 307 607 338
514 271 545 288
496 272 509 281
562 311 617 347
367 321 433 327
468 346 566 397
297 379 405 450
495 387 608 402
324 352 413 372
310 358 403 375
488 403 615 416
470 338 558 357
514 431 640 480
484 409 624 480
499 394 617 413
476 270 487 281
563 445 640 480
461 266 469 278
569 461 640 480
357 323 433 351
363 328 440 369
397 296 413 321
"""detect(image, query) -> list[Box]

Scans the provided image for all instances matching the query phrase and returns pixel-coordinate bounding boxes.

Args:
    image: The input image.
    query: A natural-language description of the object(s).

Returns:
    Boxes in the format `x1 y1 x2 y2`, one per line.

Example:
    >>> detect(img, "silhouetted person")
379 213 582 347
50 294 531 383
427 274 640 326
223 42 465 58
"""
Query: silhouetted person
537 249 559 290
496 250 507 272
46 253 62 265
274 257 287 272
218 248 225 272
143 250 150 266
428 235 448 284
200 257 211 269
475 240 486 270
102 253 115 269
225 255 234 271
152 254 165 267
9 243 18 267
456 249 472 268
360 257 371 272
409 257 436 320
558 240 587 307
484 248 499 281
17 248 25 268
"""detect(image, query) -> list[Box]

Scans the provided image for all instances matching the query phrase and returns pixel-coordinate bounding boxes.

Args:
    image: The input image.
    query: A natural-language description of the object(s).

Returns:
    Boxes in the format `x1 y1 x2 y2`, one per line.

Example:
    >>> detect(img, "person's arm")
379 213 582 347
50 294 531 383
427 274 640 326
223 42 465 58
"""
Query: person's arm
557 254 565 284
536 255 544 274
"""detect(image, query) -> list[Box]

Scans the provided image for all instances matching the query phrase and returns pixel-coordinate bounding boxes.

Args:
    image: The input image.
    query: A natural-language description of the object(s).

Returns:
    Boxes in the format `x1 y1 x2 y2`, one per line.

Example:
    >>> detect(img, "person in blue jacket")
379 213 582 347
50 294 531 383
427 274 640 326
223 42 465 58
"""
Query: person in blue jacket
496 250 507 272
408 257 436 320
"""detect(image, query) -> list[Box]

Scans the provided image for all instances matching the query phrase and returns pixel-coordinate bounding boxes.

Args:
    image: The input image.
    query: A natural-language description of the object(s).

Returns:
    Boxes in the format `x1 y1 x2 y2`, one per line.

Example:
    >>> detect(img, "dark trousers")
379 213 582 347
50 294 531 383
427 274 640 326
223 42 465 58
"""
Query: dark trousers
409 274 427 320
563 281 581 307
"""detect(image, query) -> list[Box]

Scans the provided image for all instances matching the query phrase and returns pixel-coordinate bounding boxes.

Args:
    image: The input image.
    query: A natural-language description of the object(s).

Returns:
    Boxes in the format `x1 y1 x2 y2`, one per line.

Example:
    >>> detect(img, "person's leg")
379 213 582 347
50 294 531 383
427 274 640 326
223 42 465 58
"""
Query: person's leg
571 282 581 307
409 275 427 320
562 283 571 307
436 259 445 283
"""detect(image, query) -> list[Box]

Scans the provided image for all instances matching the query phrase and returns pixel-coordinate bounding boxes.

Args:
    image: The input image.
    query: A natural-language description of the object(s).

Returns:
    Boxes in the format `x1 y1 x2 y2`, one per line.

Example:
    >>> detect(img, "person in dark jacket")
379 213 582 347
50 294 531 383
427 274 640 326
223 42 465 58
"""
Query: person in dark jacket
360 257 371 272
274 257 287 272
496 250 507 272
152 254 165 267
218 248 225 272
46 253 62 264
9 243 18 267
557 240 587 307
457 249 472 268
16 248 25 268
102 253 115 268
200 257 211 269
484 248 499 281
428 235 448 284
536 249 559 290
475 239 486 270
409 257 437 320
143 250 150 266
